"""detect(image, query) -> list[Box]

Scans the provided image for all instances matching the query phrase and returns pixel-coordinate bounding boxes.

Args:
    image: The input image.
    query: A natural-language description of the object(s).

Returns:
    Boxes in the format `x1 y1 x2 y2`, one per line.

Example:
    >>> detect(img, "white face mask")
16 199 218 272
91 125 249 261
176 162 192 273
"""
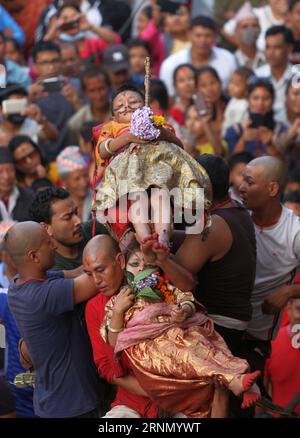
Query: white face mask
59 31 86 43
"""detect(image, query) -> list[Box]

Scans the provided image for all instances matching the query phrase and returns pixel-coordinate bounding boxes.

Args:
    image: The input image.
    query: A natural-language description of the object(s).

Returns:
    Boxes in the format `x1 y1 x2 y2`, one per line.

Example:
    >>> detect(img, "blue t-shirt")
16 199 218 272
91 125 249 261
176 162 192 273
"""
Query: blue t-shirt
8 276 100 418
0 289 35 417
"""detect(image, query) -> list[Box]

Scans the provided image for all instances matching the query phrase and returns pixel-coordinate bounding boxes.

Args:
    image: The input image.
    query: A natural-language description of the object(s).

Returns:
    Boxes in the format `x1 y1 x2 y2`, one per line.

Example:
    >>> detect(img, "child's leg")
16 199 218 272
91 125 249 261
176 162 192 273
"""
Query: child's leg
128 191 152 243
150 188 172 246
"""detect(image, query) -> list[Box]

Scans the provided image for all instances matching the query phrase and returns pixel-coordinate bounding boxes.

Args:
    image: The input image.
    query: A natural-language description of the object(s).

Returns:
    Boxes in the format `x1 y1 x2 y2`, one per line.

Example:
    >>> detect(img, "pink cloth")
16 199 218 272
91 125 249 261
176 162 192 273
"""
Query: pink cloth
115 302 208 354
140 19 165 77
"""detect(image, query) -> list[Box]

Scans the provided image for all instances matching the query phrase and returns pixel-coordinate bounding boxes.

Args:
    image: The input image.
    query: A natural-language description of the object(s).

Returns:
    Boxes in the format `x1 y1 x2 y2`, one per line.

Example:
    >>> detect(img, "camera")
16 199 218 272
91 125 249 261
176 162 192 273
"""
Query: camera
2 98 28 115
42 76 65 93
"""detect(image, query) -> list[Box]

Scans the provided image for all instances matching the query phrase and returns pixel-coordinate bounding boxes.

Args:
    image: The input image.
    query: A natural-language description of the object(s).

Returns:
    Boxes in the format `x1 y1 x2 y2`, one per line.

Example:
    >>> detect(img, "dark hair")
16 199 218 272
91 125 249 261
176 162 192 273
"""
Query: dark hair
196 154 230 201
8 135 46 180
0 84 27 105
289 0 300 11
31 41 61 62
123 239 141 263
229 152 255 171
127 38 151 55
80 120 100 142
31 178 54 193
190 16 216 32
248 78 275 102
29 187 70 224
149 78 169 111
265 25 294 45
232 67 254 82
140 5 152 20
173 63 197 87
57 1 81 16
80 65 110 90
5 36 21 52
0 31 5 43
283 190 300 204
197 66 221 84
112 84 145 105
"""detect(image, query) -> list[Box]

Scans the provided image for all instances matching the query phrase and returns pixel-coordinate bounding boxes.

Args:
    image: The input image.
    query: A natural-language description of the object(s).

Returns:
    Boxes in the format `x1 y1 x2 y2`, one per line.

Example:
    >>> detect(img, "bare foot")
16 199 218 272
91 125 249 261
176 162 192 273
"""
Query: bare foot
158 229 170 248
228 371 261 396
141 233 159 264
241 383 261 409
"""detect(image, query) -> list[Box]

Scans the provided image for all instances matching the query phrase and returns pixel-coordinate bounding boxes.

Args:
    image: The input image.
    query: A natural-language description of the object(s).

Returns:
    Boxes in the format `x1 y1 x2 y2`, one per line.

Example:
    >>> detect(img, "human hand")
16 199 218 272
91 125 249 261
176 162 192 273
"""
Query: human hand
61 83 81 108
288 118 300 138
36 164 47 178
242 120 260 142
79 14 91 32
126 132 150 145
24 103 43 123
114 286 135 314
170 303 189 323
28 81 48 103
262 285 291 315
259 126 273 145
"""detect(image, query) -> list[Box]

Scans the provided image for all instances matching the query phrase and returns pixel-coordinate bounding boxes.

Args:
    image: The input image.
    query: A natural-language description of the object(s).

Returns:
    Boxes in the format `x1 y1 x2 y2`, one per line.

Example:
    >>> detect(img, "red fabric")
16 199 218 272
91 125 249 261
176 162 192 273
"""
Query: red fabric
85 292 159 417
139 19 165 77
80 35 121 63
169 107 185 126
280 271 300 328
265 326 300 414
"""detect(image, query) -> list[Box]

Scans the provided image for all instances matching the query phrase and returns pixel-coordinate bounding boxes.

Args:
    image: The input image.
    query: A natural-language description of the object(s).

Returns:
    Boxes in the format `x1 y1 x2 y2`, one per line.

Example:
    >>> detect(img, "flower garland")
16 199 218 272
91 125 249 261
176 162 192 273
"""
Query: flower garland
126 268 174 303
130 106 166 141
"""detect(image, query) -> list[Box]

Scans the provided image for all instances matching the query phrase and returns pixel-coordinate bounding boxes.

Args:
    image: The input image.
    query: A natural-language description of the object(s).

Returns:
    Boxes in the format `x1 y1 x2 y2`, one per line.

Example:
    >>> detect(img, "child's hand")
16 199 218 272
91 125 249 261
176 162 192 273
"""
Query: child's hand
114 286 135 314
127 132 151 145
170 304 189 323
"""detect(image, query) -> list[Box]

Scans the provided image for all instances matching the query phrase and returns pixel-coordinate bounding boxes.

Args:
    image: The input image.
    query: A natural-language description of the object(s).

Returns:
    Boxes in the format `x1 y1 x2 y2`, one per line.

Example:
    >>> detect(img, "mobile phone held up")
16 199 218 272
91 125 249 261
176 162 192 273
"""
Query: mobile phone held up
2 98 28 115
42 76 65 93
194 92 208 117
193 92 217 121
249 112 274 130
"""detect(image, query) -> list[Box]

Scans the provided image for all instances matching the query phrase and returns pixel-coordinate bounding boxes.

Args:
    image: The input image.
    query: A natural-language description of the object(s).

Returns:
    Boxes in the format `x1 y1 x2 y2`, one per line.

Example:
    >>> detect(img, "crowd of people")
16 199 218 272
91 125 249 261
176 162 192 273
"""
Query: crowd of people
0 0 300 419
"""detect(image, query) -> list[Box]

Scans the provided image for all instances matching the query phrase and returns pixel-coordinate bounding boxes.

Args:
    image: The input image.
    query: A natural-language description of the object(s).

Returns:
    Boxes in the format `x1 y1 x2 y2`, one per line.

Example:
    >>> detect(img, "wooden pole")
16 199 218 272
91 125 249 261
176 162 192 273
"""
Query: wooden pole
144 57 151 108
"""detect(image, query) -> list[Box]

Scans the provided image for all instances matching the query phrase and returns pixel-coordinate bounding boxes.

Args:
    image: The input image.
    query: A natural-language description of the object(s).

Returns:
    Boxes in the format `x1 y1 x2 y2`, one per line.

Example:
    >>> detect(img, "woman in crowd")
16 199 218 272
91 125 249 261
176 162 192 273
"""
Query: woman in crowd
224 79 287 157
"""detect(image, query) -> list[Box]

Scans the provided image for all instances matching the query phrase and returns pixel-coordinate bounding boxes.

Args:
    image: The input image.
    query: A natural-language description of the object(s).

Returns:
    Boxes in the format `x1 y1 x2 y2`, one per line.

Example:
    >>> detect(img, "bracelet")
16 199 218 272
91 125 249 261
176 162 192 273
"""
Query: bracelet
180 300 196 316
104 138 114 156
107 324 124 333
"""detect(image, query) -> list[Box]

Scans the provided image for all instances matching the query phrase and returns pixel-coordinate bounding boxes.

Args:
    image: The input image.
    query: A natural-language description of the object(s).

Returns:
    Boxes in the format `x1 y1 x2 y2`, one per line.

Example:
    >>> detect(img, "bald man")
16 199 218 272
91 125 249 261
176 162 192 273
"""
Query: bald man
5 222 103 418
239 156 300 372
83 235 159 418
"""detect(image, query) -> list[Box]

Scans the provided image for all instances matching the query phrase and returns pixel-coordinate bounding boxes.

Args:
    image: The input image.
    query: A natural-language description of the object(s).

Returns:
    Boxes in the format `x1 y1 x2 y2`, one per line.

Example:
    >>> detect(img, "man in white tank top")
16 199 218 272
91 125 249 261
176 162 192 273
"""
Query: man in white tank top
240 156 300 346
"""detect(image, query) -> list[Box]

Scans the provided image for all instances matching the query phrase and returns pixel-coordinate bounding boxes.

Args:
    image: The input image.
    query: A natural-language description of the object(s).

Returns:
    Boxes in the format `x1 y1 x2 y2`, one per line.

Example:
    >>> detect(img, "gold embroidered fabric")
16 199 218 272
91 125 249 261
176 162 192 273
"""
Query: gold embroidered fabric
95 141 212 216
101 289 249 418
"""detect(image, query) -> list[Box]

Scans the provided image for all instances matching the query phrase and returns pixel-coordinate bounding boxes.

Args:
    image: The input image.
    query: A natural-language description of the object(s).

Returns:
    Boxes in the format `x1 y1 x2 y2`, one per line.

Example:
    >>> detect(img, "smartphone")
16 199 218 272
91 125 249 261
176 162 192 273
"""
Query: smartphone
60 19 80 31
42 76 65 93
2 98 28 115
262 111 275 130
249 112 264 128
194 92 209 117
